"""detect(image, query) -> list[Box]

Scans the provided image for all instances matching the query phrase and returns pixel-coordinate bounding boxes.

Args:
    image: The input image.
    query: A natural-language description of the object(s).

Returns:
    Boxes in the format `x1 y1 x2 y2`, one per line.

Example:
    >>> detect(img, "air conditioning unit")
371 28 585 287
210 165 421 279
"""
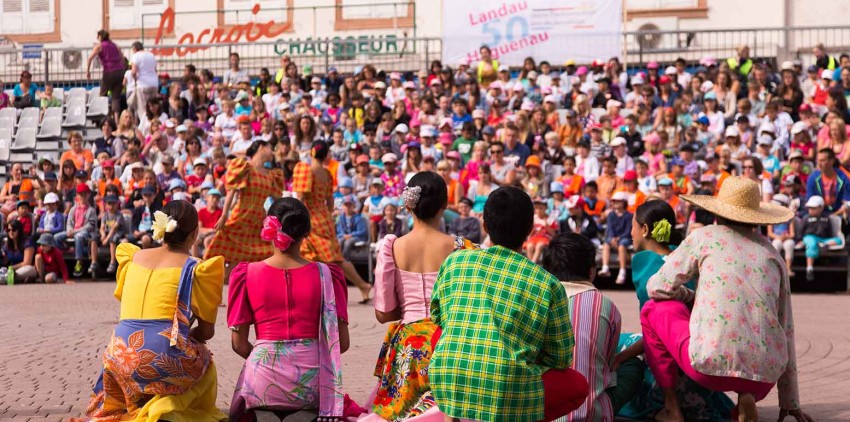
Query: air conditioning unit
637 23 662 51
62 50 82 70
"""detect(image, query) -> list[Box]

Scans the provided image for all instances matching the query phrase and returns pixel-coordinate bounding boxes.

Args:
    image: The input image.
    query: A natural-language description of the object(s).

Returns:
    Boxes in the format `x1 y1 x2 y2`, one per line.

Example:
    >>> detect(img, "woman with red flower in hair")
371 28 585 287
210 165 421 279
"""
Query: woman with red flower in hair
360 172 477 422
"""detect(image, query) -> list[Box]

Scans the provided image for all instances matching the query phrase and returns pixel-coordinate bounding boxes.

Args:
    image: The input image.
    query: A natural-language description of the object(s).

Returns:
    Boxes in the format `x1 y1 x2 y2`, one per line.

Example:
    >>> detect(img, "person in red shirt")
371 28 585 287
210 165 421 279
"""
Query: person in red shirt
34 233 69 283
186 158 210 196
194 189 222 257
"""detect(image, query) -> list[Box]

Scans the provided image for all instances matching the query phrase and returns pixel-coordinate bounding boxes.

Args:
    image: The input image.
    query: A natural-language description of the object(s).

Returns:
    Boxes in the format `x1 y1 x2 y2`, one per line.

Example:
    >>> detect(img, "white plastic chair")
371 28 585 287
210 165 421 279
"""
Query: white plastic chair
17 107 39 129
10 127 36 151
37 115 62 140
0 128 11 162
590 107 607 120
0 107 16 130
52 87 64 103
86 96 109 119
42 107 63 122
62 99 87 128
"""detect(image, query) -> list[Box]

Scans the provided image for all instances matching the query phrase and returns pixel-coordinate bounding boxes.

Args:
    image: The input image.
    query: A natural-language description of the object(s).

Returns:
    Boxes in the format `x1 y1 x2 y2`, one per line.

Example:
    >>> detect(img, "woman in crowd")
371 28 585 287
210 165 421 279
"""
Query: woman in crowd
741 156 774 202
77 201 225 421
436 159 463 221
1 163 39 216
292 141 372 303
466 163 498 215
228 198 351 421
206 141 284 278
364 172 477 421
294 114 319 161
0 220 37 283
86 30 125 122
643 177 812 422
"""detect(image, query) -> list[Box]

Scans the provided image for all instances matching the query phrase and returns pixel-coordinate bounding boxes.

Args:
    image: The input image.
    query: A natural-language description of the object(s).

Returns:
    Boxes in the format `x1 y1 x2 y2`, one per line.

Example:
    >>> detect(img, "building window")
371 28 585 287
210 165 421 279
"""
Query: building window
0 0 54 34
221 0 287 24
109 0 166 30
626 0 708 20
334 0 414 31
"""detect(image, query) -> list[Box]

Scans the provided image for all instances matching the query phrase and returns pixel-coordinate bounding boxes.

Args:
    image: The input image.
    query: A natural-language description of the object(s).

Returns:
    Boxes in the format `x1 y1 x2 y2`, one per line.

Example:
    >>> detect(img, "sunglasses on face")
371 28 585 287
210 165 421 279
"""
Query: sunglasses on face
490 150 503 154
742 165 754 169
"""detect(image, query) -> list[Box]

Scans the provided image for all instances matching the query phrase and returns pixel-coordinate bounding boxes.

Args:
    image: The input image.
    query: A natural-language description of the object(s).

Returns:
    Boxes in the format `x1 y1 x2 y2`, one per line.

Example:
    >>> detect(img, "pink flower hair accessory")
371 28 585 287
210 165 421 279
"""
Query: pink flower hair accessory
261 216 295 251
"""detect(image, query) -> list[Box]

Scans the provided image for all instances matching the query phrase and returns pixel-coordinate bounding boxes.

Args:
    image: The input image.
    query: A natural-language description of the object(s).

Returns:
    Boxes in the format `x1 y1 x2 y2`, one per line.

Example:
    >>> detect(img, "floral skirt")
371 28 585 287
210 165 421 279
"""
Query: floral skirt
371 319 441 422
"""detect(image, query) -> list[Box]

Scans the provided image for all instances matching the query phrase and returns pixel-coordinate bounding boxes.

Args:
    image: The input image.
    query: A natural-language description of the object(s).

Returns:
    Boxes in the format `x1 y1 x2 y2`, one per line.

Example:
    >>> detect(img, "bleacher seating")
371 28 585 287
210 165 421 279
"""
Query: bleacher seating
10 127 36 151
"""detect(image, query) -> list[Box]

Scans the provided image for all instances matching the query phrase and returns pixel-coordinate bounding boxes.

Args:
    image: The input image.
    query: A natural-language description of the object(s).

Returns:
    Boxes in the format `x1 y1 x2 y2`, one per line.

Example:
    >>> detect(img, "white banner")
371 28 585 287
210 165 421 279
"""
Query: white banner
442 0 623 66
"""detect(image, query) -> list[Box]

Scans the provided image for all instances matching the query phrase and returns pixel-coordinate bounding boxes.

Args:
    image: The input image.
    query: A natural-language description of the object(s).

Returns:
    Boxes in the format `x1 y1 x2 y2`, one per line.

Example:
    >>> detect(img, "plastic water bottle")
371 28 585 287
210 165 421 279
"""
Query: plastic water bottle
5 266 13 286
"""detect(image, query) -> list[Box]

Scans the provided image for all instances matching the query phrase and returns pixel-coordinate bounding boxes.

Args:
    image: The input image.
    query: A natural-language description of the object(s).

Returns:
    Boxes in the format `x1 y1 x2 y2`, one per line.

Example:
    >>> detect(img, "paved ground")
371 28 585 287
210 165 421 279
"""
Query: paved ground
0 283 848 421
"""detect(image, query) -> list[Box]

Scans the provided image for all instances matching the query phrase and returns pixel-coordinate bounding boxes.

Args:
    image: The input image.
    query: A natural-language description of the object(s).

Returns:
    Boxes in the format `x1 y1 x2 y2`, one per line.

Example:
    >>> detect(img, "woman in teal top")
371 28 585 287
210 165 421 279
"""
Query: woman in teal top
616 199 735 421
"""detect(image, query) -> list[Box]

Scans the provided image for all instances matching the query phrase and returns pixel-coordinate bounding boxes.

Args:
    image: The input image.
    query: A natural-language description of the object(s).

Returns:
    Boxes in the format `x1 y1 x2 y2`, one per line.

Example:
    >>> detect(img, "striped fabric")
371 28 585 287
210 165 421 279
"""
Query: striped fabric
430 246 574 421
559 284 622 422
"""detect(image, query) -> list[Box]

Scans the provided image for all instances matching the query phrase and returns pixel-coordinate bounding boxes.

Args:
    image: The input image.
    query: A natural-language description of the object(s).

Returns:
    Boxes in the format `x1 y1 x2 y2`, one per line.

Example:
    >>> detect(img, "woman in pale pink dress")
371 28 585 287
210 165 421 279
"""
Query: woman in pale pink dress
361 172 477 422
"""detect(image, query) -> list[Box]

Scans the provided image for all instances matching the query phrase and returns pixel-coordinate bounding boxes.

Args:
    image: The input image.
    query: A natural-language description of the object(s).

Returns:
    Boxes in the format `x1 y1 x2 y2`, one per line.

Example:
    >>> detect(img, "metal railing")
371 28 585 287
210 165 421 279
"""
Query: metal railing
4 25 850 89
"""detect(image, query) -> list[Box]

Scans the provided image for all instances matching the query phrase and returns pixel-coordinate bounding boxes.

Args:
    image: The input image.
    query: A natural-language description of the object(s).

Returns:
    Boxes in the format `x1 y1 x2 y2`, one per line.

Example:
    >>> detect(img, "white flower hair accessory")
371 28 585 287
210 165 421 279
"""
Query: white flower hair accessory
152 210 179 241
402 186 422 209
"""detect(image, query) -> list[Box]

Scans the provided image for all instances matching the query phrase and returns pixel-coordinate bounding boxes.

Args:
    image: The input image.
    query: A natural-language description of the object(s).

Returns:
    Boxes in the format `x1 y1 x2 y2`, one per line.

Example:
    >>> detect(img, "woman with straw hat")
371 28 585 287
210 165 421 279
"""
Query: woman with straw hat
641 176 813 422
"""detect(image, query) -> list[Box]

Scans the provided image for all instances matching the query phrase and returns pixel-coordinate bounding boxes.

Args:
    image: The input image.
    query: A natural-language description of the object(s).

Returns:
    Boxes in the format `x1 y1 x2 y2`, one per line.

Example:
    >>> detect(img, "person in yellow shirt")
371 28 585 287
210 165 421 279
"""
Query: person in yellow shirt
74 200 226 422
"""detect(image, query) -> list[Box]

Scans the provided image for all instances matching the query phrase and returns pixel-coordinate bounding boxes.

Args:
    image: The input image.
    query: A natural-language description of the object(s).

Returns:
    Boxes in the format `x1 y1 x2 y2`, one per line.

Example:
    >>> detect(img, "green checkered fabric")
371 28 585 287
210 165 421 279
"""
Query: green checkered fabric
430 246 574 421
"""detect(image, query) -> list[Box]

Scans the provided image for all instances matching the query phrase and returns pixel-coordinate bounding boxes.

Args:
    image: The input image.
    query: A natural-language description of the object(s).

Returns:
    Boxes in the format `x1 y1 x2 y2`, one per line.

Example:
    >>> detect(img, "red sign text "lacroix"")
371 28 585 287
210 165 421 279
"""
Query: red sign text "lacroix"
152 4 291 57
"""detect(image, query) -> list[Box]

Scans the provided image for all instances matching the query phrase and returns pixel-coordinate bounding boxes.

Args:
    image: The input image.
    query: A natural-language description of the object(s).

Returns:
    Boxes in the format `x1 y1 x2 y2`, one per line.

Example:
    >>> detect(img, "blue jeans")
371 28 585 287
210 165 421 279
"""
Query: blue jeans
802 234 843 259
55 230 92 260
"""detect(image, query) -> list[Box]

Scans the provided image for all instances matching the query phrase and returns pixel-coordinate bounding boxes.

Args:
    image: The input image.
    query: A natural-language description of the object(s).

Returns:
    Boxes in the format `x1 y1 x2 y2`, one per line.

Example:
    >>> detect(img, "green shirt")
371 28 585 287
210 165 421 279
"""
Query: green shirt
430 246 575 421
451 137 476 164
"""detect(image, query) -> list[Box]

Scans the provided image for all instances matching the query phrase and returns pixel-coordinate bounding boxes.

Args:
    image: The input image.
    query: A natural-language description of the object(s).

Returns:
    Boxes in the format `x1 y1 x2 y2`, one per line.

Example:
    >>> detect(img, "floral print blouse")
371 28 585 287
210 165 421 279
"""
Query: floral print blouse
647 224 800 409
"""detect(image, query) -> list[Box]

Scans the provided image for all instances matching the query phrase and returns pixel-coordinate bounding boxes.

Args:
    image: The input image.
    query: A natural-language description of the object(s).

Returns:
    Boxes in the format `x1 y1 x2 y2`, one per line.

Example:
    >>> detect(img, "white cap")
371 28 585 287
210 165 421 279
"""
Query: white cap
664 66 678 75
606 99 623 109
374 81 387 89
513 83 525 92
772 193 790 206
806 195 825 208
725 126 740 137
44 192 59 204
193 157 208 166
565 195 583 208
611 191 630 202
757 134 774 146
759 122 776 134
544 94 557 103
610 137 626 147
527 70 538 79
822 69 834 80
631 74 645 85
498 64 509 72
791 121 809 135
393 123 409 134
381 153 398 163
700 80 714 93
164 120 175 128
781 61 795 71
420 124 437 137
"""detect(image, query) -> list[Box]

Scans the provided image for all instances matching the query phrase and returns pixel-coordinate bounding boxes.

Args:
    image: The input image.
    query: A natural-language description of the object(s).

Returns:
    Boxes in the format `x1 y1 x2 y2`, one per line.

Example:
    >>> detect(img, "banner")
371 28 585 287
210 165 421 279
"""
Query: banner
442 0 622 66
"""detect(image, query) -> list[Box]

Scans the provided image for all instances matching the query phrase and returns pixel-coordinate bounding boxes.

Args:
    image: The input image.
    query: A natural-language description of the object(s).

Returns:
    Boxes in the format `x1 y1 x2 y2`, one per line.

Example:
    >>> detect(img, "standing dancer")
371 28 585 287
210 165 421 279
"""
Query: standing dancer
292 141 372 303
363 172 477 421
643 177 812 422
207 141 284 278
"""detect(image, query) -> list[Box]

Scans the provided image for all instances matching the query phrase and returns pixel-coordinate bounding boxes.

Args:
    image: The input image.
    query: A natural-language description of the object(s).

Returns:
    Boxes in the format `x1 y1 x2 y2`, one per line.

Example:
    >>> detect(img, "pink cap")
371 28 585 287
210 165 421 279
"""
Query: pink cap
647 61 660 69
439 117 453 128
429 78 442 86
472 109 485 119
390 72 401 80
659 75 672 84
644 132 661 145
446 151 462 160
489 81 503 90
575 66 589 76
541 86 552 94
402 81 415 89
439 132 454 145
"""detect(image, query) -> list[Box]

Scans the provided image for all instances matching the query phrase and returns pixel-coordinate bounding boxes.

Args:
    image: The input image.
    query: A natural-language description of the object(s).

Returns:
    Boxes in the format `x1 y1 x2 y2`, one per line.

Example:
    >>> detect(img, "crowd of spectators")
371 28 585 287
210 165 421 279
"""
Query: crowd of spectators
2 39 850 283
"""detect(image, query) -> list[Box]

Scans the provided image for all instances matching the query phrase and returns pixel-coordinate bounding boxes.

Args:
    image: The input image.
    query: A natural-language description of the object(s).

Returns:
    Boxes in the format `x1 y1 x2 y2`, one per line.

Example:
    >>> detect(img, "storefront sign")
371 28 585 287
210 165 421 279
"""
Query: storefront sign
274 35 401 57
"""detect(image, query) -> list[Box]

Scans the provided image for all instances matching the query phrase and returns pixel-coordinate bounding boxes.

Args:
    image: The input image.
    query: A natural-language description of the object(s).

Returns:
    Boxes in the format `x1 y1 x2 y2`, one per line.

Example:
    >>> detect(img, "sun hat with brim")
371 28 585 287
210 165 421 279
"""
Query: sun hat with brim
681 176 794 225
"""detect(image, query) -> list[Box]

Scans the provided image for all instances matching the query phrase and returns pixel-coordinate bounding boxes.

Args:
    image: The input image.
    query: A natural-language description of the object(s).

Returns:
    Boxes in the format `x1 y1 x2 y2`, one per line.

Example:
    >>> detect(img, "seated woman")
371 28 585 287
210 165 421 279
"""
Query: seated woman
228 197 353 421
77 200 226 421
0 220 36 283
362 172 477 422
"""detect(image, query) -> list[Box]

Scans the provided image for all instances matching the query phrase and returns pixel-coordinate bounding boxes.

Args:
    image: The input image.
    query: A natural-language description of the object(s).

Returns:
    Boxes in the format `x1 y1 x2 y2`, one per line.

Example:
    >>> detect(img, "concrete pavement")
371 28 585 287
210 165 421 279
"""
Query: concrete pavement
0 283 848 421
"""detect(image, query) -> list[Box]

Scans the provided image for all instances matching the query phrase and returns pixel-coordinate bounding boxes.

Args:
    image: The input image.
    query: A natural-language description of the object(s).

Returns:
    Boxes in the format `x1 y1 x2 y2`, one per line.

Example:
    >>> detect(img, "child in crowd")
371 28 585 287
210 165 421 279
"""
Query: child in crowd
194 189 222 257
15 201 34 238
448 197 481 244
524 199 559 263
377 202 404 242
563 195 600 246
547 182 569 225
362 179 393 242
55 184 98 276
768 194 797 277
336 196 369 263
34 233 68 284
599 191 633 284
131 186 158 249
37 192 65 236
801 195 843 281
330 128 349 162
582 181 607 223
97 195 126 273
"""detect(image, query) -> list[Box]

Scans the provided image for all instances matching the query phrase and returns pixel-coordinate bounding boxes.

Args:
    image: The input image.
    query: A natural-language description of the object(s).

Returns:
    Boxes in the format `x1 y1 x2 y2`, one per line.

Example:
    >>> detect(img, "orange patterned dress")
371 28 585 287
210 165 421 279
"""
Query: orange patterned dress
205 158 284 263
292 162 344 263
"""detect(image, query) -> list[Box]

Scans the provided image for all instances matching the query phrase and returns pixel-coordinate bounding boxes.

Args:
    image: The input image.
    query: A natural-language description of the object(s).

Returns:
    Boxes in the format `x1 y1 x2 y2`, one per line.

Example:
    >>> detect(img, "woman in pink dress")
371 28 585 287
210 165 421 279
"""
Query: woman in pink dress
363 172 477 422
228 197 357 421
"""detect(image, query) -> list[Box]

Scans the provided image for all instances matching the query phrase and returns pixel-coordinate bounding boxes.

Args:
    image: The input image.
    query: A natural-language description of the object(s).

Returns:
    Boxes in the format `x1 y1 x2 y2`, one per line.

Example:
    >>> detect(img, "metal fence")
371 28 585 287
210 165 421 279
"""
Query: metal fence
4 25 850 88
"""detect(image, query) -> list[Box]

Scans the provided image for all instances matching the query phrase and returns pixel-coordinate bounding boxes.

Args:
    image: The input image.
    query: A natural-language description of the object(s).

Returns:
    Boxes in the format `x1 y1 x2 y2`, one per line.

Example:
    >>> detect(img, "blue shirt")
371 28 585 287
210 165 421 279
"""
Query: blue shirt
13 83 38 99
605 210 633 240
336 213 368 242
504 142 531 166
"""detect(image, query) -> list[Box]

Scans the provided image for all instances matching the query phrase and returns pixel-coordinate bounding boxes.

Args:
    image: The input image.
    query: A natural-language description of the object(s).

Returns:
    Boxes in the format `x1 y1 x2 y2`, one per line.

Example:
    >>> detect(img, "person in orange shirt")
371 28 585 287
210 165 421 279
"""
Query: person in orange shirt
559 156 585 197
619 170 646 213
581 181 606 222
557 109 583 153
666 158 694 196
59 131 94 173
702 155 730 194
95 160 123 211
596 157 621 202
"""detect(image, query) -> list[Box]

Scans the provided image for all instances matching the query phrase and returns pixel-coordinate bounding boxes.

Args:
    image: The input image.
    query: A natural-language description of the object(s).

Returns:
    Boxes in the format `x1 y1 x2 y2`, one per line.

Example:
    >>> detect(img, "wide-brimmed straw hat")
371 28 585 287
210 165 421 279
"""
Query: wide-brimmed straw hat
681 176 793 225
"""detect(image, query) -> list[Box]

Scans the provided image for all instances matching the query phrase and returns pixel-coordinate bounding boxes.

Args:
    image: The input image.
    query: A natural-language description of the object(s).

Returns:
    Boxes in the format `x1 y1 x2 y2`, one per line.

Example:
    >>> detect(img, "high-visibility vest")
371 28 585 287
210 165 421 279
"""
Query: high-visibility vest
826 56 838 71
275 68 286 84
726 57 753 76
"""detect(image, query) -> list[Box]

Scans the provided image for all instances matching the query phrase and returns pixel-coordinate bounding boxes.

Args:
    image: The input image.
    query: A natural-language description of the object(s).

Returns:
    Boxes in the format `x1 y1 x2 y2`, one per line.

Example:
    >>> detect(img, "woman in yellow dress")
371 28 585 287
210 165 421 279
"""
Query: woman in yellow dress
77 200 226 422
292 140 372 303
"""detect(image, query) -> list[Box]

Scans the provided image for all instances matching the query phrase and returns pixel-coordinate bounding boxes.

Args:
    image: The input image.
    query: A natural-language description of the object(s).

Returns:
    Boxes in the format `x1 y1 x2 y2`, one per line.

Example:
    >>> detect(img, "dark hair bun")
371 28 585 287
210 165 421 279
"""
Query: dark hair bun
405 171 447 220
311 140 330 161
267 197 311 241
161 200 199 245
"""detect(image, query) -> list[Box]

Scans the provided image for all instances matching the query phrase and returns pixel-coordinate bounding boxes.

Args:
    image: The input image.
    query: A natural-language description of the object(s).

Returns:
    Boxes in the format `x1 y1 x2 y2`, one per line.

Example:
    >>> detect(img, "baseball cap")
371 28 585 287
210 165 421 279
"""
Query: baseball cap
200 180 215 190
565 195 586 209
161 154 175 164
782 174 801 186
611 191 630 202
664 66 678 75
392 123 409 134
544 95 557 104
791 121 809 135
176 125 188 133
429 78 442 87
381 153 398 163
623 170 638 181
606 99 623 109
659 75 672 85
446 151 462 160
550 181 564 194
421 125 437 137
356 154 370 165
806 195 825 208
168 178 187 191
757 134 774 146
141 186 156 195
375 81 387 89
699 174 716 183
725 126 740 137
342 196 356 205
527 70 538 79
76 183 91 194
371 179 385 187
339 177 354 188
101 159 115 168
104 194 119 203
37 233 56 247
44 171 57 181
481 126 495 136
472 109 485 119
498 64 510 72
696 115 710 126
575 66 589 76
610 137 626 147
402 81 416 89
646 61 660 69
380 140 393 150
631 73 645 85
43 192 60 204
822 69 834 80
658 177 674 187
772 193 790 206
193 158 208 167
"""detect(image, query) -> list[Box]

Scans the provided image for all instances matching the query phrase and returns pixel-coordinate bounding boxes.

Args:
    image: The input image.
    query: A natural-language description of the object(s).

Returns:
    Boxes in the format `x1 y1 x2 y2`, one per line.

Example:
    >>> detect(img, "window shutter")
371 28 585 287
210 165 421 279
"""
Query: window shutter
3 0 23 12
140 0 165 31
111 0 138 29
1 0 25 33
25 0 52 32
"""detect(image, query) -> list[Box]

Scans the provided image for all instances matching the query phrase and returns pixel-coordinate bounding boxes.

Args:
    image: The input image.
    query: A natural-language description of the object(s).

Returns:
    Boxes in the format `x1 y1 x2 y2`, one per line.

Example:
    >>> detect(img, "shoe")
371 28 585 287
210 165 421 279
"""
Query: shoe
616 272 627 285
806 267 815 282
88 262 98 275
73 260 83 277
106 262 117 273
598 266 611 277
